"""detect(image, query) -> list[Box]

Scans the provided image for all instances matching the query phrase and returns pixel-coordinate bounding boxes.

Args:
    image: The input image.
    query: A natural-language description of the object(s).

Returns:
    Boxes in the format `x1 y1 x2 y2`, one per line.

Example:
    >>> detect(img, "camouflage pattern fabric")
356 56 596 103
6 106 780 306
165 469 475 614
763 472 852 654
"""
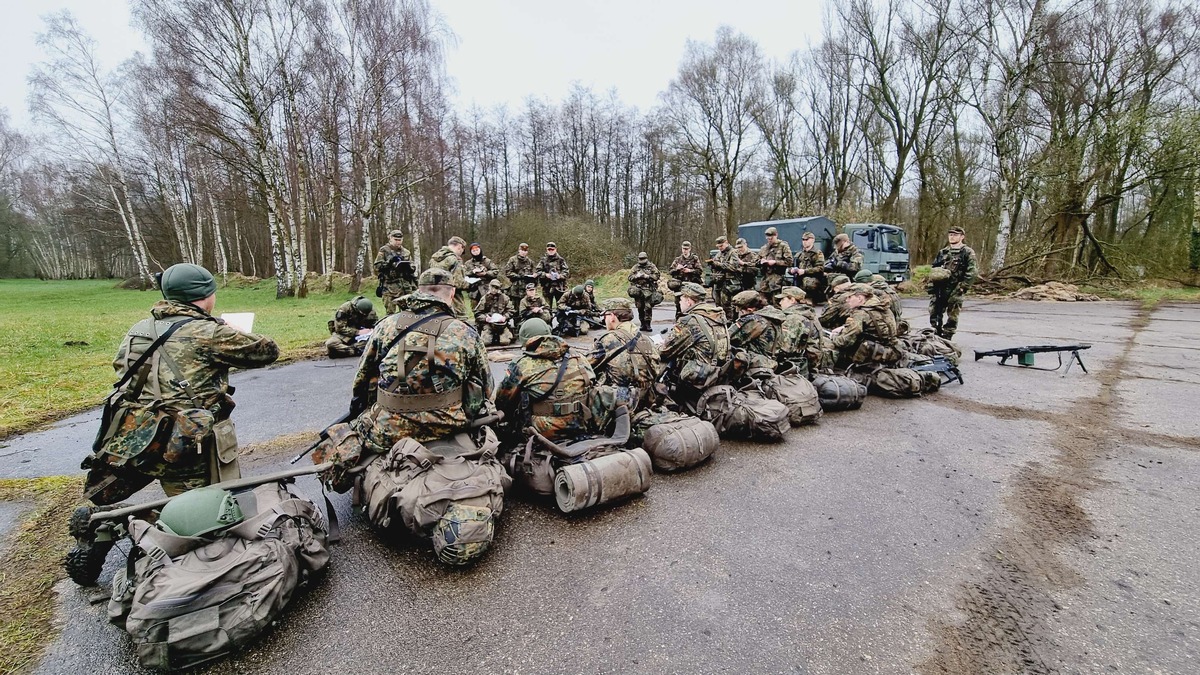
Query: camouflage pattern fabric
373 243 416 314
502 253 537 306
588 321 661 410
465 252 499 303
495 334 599 443
793 248 826 297
928 244 978 339
325 297 378 358
670 252 703 317
829 297 901 367
730 306 785 373
708 246 740 319
519 293 552 324
350 292 492 454
819 291 853 330
871 279 905 331
428 246 470 320
475 290 515 346
733 247 761 294
778 304 823 379
537 252 570 308
660 302 730 405
757 239 793 298
826 243 865 277
85 301 280 505
563 287 597 314
627 261 661 328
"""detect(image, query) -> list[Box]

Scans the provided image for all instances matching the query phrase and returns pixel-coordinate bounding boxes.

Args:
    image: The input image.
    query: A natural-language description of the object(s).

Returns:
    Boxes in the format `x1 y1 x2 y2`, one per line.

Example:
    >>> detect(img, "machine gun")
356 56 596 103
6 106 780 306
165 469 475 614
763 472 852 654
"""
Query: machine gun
974 344 1091 375
553 308 604 337
911 355 964 385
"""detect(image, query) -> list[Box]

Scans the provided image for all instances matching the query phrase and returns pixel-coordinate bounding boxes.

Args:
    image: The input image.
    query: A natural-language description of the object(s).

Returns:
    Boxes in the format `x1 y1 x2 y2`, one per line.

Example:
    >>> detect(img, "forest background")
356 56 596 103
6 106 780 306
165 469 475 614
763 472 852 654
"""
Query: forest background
0 0 1198 295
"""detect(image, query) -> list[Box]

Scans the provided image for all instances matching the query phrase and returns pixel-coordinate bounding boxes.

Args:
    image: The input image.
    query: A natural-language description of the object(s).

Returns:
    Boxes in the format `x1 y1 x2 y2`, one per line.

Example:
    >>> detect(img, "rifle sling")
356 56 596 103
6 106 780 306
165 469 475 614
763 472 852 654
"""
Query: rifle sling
593 331 644 374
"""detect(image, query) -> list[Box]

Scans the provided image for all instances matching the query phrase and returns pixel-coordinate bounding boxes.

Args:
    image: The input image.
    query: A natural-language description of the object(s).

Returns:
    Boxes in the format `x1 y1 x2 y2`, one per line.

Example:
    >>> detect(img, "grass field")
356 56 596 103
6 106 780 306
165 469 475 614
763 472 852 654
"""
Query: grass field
0 278 367 438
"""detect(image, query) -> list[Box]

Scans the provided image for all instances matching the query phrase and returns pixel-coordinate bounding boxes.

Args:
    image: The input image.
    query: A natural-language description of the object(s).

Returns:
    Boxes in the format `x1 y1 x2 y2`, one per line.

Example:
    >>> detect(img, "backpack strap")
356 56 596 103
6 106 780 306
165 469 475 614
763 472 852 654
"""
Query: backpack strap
592 330 643 374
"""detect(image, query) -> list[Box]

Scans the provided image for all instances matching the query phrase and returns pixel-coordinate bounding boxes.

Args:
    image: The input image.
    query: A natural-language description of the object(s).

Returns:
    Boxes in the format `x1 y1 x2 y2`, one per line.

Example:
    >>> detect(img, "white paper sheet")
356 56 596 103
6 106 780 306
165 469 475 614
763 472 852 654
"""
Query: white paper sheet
220 312 255 333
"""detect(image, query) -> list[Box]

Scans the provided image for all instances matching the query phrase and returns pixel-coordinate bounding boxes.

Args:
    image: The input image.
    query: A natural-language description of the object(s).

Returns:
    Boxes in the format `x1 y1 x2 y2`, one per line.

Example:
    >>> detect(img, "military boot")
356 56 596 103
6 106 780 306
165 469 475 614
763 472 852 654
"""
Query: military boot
65 504 125 586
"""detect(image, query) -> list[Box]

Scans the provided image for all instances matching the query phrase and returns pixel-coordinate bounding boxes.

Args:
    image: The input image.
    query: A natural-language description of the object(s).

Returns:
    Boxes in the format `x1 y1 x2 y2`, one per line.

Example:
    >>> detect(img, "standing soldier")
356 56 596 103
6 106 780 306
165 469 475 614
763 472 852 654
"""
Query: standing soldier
627 251 661 332
733 238 761 296
790 232 826 302
668 241 703 318
756 226 793 301
475 280 515 346
428 236 470 320
659 283 731 412
325 296 378 358
928 226 978 340
503 243 537 313
70 263 279 584
824 233 864 278
708 236 738 320
464 242 499 305
588 297 661 412
373 230 416 314
537 242 570 309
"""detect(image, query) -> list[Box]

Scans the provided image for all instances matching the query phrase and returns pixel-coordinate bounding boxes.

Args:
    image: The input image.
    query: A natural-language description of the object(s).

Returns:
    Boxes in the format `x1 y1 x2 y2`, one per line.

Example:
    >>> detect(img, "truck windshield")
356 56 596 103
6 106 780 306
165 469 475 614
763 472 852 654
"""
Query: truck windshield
879 229 908 254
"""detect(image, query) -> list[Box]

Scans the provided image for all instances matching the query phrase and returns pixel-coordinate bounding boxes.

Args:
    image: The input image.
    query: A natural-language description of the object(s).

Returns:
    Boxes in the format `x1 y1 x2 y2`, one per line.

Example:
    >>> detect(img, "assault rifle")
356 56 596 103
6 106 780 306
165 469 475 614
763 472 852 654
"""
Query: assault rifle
553 308 604 337
974 344 1091 375
911 355 964 385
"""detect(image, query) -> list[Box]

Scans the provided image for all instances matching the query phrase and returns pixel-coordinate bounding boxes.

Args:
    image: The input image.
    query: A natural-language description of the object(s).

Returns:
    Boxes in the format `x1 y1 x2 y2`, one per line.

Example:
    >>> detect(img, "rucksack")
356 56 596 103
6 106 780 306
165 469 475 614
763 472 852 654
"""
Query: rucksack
109 482 330 671
899 328 962 365
812 375 867 412
642 414 720 471
748 374 822 426
868 367 942 398
696 385 789 441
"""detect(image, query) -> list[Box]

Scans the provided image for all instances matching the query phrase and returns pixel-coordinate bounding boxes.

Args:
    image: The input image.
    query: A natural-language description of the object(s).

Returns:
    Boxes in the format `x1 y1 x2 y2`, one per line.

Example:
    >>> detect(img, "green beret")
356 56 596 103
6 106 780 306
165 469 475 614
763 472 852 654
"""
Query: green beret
732 290 762 308
853 269 873 283
518 317 551 341
601 297 633 312
828 274 851 289
418 268 453 286
679 282 706 300
160 263 217 303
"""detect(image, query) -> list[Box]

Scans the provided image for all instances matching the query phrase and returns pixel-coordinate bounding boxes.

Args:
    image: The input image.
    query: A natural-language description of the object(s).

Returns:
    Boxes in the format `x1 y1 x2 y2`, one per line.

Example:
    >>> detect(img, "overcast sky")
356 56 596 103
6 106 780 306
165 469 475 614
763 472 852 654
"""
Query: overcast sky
0 0 825 130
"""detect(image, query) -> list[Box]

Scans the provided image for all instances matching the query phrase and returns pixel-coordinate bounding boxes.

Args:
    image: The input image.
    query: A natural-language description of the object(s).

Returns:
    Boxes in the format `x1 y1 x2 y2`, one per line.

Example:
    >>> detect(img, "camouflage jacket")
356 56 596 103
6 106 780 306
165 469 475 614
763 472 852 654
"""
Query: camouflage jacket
758 240 793 279
588 321 661 390
660 302 730 384
709 246 737 281
537 253 570 287
819 292 852 330
627 261 660 289
931 245 978 294
502 254 537 289
330 298 378 340
465 254 499 287
373 243 416 291
793 249 826 276
830 297 898 351
563 288 597 313
475 290 514 321
871 280 905 325
428 246 468 290
779 304 823 375
519 294 552 323
731 306 786 370
669 253 703 283
495 334 598 442
734 247 760 289
826 244 864 276
351 292 492 452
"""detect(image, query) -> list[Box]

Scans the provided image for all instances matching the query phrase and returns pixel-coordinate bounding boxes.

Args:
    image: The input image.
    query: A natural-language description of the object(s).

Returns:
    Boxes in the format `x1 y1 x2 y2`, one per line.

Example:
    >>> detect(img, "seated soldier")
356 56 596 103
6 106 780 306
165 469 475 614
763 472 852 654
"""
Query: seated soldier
588 297 661 411
828 284 901 368
659 282 731 412
325 296 378 358
819 273 854 330
518 283 552 325
775 287 823 379
729 290 785 375
495 318 601 444
871 273 906 334
475 279 514 346
560 284 598 335
583 279 598 307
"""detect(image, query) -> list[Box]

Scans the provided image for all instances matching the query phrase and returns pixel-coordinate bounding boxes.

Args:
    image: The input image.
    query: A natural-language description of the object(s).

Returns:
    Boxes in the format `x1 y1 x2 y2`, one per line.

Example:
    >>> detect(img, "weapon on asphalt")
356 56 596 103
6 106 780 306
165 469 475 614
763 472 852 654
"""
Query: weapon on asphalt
973 344 1091 375
911 355 964 385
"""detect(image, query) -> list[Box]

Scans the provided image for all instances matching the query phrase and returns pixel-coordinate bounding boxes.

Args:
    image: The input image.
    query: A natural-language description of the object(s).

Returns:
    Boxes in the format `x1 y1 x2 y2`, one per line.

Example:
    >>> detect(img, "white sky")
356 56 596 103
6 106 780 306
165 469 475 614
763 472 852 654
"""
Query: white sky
0 0 825 130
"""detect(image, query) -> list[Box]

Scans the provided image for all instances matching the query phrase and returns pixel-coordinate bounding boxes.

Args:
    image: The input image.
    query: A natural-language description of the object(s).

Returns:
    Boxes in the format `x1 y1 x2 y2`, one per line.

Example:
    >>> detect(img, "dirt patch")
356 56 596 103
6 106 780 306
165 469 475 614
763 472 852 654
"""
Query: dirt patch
918 306 1151 674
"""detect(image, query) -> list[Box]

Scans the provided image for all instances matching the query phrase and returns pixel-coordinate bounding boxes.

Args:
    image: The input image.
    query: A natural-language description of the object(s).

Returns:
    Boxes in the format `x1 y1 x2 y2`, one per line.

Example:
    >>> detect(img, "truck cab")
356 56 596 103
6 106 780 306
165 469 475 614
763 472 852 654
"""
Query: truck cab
736 217 910 283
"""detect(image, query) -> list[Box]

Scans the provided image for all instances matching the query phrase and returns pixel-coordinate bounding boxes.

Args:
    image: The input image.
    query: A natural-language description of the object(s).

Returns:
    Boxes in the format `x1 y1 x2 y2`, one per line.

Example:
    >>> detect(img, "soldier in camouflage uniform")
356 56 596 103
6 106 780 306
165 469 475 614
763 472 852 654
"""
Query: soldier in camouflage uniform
325 296 378 358
733 237 761 295
502 243 537 311
756 226 793 301
464 242 500 305
871 274 907 335
824 233 864 278
588 297 661 411
789 232 827 302
349 267 493 455
928 226 978 340
660 283 731 411
518 283 552 324
829 285 901 368
495 318 601 444
707 236 738 320
775 287 823 379
427 236 470 321
818 274 854 330
475 280 514 346
560 284 599 335
373 230 417 314
668 241 703 318
537 242 570 310
729 290 785 374
627 251 661 332
584 279 597 306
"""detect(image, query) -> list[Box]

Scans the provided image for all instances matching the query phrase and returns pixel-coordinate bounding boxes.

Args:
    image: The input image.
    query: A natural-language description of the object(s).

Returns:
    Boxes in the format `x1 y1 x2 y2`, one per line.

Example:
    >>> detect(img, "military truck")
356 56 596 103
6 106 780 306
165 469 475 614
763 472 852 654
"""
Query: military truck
736 216 911 283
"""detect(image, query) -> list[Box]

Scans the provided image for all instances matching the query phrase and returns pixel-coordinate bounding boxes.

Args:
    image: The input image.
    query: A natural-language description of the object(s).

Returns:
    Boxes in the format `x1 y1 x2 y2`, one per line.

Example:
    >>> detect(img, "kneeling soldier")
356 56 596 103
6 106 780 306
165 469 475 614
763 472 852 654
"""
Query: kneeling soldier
325 296 378 358
475 280 515 346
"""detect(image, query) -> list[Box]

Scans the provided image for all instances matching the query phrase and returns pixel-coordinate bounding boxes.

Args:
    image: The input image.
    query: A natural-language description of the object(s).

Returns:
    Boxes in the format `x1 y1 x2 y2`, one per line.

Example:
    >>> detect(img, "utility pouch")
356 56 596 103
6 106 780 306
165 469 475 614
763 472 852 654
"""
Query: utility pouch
213 419 239 464
164 408 216 463
102 408 172 466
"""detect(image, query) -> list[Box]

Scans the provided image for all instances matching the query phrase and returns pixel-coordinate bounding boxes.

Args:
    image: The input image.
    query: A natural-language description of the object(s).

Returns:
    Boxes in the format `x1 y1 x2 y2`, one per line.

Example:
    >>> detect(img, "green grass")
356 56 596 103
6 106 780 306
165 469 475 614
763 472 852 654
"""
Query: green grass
1080 283 1200 307
0 278 371 438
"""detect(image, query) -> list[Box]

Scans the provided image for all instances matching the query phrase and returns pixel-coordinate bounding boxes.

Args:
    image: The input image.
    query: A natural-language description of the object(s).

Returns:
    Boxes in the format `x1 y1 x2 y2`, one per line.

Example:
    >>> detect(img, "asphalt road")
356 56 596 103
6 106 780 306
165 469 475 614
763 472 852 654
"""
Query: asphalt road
19 299 1200 674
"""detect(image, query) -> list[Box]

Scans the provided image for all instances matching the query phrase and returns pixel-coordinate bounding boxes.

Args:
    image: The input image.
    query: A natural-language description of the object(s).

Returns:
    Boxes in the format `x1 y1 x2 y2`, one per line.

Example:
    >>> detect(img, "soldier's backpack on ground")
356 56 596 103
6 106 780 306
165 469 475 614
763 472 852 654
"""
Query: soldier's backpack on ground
107 482 330 671
899 328 962 365
696 385 790 441
641 412 720 471
812 374 868 412
358 428 510 565
748 374 822 426
868 367 942 398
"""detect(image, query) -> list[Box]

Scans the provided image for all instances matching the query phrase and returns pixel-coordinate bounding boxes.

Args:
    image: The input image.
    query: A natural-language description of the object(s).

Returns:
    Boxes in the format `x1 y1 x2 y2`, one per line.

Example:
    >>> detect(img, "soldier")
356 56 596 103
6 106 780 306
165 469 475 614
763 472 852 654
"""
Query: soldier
495 317 601 444
928 226 978 340
707 235 738 320
372 230 416 314
502 242 537 311
819 274 854 330
627 251 661 332
871 274 906 334
659 282 731 412
475 279 514 346
588 297 661 412
561 284 598 335
789 232 826 302
537 241 570 309
464 242 499 304
71 263 280 581
729 290 785 374
668 241 703 318
518 283 552 324
825 233 864 278
733 237 760 295
829 285 901 368
349 267 492 455
775 287 823 379
428 236 470 320
325 296 378 358
756 226 793 301
583 279 597 307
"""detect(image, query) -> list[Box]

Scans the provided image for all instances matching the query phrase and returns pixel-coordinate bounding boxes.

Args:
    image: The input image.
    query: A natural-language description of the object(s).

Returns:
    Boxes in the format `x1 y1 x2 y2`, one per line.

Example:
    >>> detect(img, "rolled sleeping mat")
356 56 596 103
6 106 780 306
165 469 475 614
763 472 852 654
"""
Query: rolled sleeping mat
554 448 653 513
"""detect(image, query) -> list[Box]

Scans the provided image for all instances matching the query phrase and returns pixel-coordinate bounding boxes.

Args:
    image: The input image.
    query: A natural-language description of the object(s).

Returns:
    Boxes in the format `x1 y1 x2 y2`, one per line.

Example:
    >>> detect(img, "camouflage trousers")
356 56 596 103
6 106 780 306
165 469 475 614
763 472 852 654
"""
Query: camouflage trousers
929 291 965 339
713 282 736 321
757 274 786 304
325 335 365 359
382 285 413 315
82 453 210 505
479 323 513 346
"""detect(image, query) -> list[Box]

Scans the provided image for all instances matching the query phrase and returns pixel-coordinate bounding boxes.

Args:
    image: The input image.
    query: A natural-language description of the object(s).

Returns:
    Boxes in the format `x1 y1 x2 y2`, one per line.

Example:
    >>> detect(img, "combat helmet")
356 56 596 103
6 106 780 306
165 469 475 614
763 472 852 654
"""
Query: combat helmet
157 487 245 538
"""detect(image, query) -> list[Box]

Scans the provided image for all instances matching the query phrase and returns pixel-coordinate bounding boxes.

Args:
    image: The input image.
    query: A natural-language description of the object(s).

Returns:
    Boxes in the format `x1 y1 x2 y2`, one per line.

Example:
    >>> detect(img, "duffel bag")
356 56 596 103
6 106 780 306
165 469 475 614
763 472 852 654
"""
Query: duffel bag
753 374 822 426
643 415 720 471
898 328 962 365
812 374 867 412
869 367 941 399
697 385 789 442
